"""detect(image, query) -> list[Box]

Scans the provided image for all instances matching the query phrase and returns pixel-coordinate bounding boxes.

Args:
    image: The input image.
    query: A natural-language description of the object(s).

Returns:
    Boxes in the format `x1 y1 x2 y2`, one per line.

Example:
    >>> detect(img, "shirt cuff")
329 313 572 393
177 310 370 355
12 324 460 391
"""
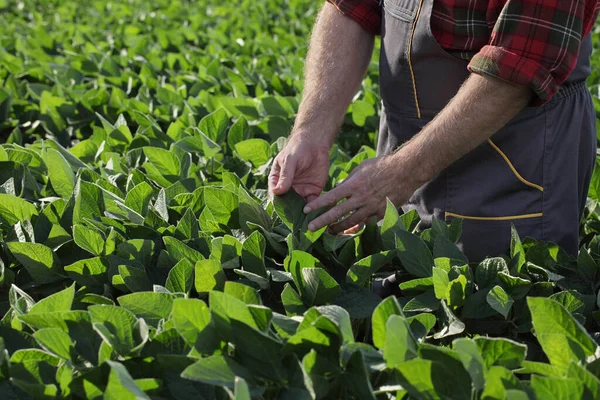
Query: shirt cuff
468 45 558 106
326 0 382 36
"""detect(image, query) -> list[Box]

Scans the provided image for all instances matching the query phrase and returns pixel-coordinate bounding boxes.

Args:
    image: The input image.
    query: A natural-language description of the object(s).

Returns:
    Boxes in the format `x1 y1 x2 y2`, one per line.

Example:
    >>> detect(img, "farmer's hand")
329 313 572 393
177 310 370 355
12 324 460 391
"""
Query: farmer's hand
268 135 330 203
303 154 424 234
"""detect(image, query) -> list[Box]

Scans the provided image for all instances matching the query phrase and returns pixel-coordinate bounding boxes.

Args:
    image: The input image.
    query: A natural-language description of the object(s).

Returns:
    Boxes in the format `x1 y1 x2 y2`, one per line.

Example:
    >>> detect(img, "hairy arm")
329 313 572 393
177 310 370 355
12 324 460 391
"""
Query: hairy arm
305 73 534 232
290 2 375 147
269 4 375 198
391 73 533 187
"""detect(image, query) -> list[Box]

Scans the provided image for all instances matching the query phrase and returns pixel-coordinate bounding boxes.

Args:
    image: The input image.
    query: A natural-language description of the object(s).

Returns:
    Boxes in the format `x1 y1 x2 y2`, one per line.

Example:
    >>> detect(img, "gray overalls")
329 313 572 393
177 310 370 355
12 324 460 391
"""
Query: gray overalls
377 0 597 261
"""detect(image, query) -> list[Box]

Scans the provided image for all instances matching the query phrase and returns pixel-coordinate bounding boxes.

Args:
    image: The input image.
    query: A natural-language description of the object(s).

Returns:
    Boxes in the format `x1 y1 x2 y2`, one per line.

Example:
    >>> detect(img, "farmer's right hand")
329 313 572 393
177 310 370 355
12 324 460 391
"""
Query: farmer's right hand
268 135 330 203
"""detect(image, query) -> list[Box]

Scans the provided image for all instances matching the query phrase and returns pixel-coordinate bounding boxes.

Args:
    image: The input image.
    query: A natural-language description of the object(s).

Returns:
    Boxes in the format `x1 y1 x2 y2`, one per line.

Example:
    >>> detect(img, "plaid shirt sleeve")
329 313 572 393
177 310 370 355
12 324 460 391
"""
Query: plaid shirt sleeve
326 0 382 35
468 0 600 105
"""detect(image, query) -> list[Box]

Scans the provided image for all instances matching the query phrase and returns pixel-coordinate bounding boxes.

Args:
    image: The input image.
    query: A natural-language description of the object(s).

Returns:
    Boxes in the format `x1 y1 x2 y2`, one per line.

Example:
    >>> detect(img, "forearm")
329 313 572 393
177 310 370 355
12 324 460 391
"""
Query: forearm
391 74 533 185
292 2 375 148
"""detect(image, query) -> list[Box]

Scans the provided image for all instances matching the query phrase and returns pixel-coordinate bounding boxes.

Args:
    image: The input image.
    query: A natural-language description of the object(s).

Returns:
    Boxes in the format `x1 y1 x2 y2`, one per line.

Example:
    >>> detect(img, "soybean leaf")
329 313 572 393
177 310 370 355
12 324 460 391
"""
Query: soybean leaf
195 260 226 294
118 292 174 328
29 283 75 314
105 360 150 400
0 194 38 226
7 242 64 284
372 296 403 350
172 298 211 347
487 285 514 318
165 259 195 294
73 225 105 256
528 297 598 372
384 315 418 367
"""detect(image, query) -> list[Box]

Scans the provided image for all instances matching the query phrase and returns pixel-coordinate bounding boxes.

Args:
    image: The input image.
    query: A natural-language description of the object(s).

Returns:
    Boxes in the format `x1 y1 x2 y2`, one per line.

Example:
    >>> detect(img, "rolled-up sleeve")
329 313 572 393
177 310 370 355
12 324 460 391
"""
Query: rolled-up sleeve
326 0 382 35
468 0 600 105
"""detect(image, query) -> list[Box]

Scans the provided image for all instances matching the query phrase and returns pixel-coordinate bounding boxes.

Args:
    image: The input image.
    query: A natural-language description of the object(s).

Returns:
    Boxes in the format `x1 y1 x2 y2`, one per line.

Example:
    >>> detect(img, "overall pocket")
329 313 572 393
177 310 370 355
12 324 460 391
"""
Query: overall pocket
444 108 546 261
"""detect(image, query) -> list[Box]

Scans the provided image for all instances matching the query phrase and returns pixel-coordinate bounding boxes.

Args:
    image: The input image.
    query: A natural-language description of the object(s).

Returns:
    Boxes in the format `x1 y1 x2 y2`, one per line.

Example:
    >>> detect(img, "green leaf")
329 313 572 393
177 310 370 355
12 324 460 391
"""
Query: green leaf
118 292 174 327
528 297 598 372
7 242 64 284
73 180 103 225
510 225 526 273
73 225 105 256
224 281 260 305
89 305 146 357
497 272 531 300
530 375 584 400
346 251 394 285
372 296 402 349
228 116 251 150
29 283 75 314
165 259 195 294
64 257 109 288
406 313 436 341
395 358 471 400
395 230 434 278
118 264 152 292
446 274 467 308
234 377 251 400
124 182 154 216
199 107 229 143
143 147 180 178
380 199 403 250
105 361 150 400
301 267 341 306
274 188 307 230
566 362 600 400
164 236 205 264
351 100 375 127
384 315 418 367
281 284 306 316
238 186 271 234
172 298 211 347
33 329 75 361
453 338 485 391
487 285 514 318
203 187 239 228
181 355 250 388
235 139 271 167
241 230 268 278
474 337 527 370
434 301 465 339
433 235 468 263
475 257 509 288
480 366 523 400
195 259 226 294
0 193 38 226
43 148 74 198
433 267 450 299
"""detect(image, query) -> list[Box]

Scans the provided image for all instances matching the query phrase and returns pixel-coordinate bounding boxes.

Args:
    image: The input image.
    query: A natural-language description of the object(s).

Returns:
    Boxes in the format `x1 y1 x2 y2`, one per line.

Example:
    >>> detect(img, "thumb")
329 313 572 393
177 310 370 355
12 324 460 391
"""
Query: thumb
272 156 296 195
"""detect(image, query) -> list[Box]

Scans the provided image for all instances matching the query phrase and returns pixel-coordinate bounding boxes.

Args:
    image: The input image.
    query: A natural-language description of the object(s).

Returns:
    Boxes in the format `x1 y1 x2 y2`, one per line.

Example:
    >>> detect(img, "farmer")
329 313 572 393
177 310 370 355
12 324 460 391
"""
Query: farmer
268 0 600 264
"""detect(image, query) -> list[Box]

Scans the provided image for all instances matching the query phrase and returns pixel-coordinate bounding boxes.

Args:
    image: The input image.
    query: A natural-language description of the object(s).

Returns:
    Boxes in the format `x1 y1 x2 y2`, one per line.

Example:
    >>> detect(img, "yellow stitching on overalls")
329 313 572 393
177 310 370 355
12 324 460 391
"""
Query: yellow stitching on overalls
487 138 544 192
444 212 543 221
408 0 424 119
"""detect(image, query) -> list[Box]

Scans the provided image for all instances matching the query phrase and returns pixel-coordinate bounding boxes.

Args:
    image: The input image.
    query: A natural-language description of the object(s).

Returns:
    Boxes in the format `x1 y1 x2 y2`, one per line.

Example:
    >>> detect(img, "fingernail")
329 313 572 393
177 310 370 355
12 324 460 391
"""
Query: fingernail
308 223 315 231
303 206 311 214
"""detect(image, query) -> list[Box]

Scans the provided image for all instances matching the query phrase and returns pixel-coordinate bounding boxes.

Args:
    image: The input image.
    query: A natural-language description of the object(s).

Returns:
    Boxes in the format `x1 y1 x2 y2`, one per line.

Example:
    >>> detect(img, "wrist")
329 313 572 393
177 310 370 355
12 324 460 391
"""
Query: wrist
389 143 436 188
289 126 336 149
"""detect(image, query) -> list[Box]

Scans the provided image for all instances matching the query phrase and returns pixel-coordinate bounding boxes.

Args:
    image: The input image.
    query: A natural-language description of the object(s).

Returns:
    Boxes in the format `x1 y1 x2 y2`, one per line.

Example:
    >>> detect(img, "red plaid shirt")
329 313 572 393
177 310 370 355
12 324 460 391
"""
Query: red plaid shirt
327 0 600 104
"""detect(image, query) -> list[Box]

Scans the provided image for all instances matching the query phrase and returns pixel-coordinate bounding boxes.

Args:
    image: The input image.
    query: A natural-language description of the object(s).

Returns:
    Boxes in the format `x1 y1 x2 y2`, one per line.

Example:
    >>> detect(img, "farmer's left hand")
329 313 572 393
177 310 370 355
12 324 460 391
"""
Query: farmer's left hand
303 154 425 234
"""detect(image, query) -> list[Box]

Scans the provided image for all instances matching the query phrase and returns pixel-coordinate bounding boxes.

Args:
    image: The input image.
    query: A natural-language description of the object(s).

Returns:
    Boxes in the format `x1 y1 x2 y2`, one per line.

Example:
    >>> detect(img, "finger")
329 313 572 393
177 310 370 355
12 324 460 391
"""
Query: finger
329 209 373 234
272 156 296 195
307 197 361 232
305 194 318 203
343 224 362 235
268 159 281 196
304 183 354 214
